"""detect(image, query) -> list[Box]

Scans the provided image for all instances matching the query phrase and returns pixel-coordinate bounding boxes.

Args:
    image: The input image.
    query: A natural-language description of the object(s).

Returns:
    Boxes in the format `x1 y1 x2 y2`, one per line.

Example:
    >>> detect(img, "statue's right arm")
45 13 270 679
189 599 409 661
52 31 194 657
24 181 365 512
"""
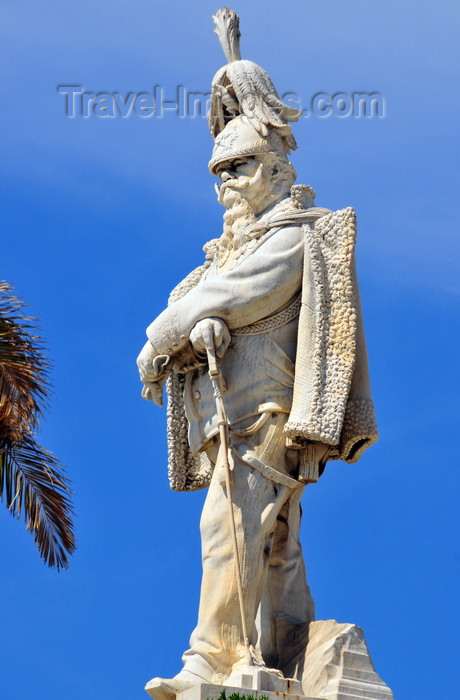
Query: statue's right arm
145 225 304 357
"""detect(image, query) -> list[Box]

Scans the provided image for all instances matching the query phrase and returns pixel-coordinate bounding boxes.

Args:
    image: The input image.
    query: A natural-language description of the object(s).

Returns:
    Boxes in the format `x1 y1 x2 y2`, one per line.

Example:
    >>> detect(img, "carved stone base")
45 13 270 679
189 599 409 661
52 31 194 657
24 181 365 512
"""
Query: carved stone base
300 620 394 700
145 620 394 700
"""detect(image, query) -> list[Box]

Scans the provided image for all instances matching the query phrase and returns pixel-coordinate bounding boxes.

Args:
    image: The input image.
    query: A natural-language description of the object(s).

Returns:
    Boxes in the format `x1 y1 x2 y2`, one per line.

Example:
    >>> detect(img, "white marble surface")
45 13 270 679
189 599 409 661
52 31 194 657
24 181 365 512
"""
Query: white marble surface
140 9 384 700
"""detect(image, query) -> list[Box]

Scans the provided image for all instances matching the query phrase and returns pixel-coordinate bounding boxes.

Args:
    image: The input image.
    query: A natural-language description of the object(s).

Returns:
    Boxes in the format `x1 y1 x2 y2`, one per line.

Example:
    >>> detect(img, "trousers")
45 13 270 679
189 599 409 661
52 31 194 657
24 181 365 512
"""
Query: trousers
181 412 315 682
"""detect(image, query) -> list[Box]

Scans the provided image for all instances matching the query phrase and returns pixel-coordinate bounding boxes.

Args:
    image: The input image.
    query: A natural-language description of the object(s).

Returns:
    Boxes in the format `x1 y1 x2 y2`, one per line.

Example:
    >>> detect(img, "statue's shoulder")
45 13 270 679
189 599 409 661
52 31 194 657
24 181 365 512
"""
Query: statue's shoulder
302 206 334 224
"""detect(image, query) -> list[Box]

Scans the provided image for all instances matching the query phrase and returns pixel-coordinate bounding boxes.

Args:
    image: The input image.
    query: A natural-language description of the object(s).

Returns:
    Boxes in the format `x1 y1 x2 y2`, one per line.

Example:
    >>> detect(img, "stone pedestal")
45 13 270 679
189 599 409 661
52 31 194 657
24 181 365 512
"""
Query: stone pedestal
180 667 322 700
145 620 394 700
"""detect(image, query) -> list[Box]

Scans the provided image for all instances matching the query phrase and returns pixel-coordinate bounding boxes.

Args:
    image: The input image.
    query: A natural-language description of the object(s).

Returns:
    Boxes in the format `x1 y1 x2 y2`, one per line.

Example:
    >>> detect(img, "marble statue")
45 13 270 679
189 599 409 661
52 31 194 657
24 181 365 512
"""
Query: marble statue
137 9 392 700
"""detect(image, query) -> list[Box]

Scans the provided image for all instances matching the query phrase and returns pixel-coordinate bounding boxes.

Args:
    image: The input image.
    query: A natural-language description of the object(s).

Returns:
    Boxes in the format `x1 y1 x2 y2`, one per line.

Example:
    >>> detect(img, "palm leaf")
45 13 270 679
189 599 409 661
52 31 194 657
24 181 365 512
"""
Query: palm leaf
0 438 75 569
0 281 75 569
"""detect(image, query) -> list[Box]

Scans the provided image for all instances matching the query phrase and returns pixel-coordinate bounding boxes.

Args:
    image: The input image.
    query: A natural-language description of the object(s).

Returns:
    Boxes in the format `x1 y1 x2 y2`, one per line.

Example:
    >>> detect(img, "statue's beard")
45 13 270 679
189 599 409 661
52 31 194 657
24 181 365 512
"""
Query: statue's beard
209 192 256 267
223 192 256 239
212 170 265 265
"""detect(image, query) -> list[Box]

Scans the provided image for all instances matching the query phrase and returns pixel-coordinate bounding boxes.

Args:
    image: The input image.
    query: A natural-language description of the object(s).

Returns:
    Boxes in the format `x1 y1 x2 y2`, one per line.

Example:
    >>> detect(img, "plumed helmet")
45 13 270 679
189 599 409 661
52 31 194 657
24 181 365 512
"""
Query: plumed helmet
208 8 299 159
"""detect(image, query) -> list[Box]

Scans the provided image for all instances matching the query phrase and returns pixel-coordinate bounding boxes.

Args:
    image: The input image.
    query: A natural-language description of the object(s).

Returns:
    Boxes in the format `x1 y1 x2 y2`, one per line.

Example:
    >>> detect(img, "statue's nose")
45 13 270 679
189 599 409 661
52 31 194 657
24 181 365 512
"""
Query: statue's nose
220 170 232 182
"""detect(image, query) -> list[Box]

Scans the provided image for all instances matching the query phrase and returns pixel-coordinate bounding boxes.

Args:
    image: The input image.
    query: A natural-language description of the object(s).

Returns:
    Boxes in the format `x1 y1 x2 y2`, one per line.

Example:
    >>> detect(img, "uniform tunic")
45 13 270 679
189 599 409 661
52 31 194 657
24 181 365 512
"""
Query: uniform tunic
147 220 316 680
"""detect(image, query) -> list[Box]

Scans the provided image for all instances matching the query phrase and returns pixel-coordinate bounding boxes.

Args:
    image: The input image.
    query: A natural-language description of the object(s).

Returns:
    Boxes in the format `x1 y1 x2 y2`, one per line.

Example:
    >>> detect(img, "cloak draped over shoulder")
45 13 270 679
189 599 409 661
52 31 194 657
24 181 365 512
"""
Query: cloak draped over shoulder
163 204 378 492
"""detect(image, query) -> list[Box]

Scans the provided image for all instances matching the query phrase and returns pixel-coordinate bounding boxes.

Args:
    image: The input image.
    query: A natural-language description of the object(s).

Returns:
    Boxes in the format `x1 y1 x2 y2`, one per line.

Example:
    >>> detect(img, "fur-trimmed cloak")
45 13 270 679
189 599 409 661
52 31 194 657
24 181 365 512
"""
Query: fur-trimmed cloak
164 205 378 492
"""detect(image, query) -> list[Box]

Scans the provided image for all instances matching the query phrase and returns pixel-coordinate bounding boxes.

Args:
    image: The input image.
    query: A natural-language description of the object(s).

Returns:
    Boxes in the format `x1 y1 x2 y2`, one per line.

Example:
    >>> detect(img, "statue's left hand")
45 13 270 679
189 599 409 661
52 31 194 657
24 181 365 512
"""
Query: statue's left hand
190 317 231 359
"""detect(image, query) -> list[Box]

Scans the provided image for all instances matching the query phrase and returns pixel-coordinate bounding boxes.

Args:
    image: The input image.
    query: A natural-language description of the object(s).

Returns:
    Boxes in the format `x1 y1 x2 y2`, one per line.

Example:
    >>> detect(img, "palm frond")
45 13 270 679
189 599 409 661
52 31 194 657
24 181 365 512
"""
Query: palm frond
0 437 75 569
0 281 75 569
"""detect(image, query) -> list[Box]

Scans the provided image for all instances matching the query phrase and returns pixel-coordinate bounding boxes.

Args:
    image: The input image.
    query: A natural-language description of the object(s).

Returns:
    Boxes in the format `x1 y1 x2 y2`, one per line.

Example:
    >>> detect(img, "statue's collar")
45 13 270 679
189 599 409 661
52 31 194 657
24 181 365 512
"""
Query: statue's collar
249 186 331 235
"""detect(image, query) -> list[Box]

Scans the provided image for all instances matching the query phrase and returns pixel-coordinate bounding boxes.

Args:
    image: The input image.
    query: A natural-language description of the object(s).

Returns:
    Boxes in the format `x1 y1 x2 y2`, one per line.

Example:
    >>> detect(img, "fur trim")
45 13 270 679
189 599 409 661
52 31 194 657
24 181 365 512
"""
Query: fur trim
339 398 378 463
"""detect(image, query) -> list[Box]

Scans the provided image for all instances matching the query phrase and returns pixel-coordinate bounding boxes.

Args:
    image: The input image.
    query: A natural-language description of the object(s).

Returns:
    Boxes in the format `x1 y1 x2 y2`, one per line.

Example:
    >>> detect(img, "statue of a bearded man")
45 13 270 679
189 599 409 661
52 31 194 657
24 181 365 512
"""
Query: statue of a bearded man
137 9 378 700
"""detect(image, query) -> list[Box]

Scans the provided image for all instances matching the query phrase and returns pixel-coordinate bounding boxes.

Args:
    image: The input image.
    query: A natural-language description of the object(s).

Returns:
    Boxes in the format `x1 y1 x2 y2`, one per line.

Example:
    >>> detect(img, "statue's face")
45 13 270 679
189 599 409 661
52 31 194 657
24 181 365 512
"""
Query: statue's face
215 156 260 181
215 155 275 216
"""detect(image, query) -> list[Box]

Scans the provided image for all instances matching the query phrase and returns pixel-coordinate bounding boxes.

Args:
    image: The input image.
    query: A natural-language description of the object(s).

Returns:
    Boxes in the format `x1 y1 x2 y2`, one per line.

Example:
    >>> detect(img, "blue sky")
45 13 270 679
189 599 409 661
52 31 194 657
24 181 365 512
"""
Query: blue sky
1 2 459 699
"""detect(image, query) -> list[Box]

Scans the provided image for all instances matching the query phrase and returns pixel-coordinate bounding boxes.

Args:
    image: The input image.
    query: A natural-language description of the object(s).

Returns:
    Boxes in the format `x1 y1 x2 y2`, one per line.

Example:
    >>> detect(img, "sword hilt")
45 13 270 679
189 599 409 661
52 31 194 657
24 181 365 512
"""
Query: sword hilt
206 344 220 379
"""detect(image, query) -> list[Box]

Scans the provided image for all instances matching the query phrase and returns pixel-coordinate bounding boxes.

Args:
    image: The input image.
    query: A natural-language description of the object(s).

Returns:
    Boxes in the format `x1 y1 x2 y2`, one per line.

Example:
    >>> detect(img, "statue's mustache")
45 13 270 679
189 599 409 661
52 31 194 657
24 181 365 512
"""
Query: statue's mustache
215 163 264 204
